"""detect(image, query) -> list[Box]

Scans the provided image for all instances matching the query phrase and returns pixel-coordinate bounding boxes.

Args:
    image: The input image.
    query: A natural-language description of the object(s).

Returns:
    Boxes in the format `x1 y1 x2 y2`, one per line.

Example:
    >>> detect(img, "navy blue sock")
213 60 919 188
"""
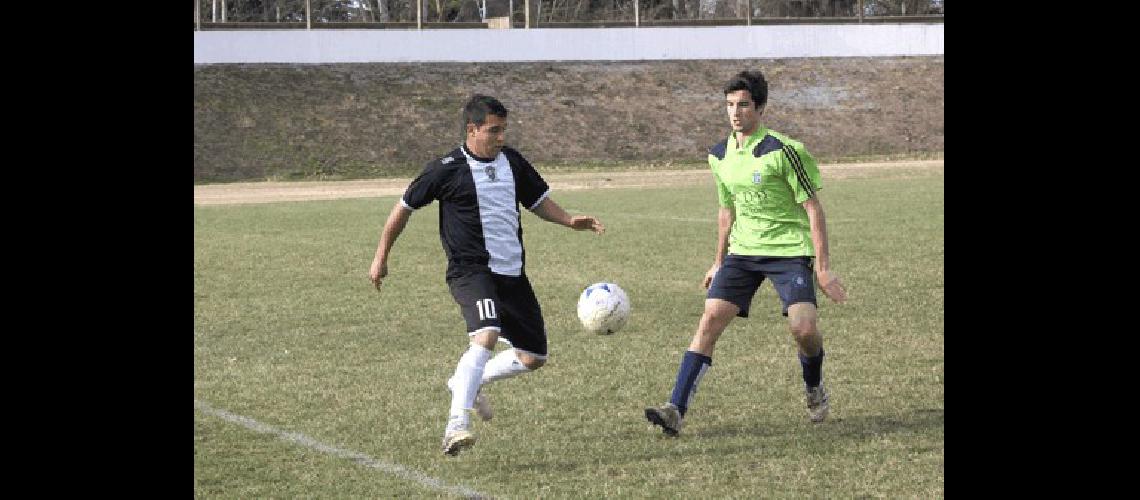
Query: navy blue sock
798 348 825 388
668 351 712 416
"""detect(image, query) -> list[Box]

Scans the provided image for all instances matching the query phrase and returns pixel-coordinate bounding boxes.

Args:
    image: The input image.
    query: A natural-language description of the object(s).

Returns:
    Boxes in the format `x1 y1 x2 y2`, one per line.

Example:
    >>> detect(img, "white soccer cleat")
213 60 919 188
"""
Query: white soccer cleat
441 429 476 456
806 384 830 423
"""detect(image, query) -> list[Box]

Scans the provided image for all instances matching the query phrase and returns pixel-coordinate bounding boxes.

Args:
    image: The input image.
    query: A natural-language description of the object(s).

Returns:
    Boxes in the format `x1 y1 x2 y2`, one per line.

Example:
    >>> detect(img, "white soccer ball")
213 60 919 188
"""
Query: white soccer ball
576 282 631 335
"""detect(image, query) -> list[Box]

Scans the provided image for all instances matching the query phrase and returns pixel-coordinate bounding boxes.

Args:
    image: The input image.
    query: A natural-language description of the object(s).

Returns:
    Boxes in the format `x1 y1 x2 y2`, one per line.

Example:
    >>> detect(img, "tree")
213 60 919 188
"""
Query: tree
862 0 941 16
198 0 942 23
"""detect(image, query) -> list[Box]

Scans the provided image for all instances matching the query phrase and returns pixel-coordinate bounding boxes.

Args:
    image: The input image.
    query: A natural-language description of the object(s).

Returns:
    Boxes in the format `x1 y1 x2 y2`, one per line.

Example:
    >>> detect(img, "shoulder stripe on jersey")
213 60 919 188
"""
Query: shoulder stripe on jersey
399 198 416 210
443 147 468 166
528 189 551 211
708 140 728 161
753 134 784 158
783 145 816 198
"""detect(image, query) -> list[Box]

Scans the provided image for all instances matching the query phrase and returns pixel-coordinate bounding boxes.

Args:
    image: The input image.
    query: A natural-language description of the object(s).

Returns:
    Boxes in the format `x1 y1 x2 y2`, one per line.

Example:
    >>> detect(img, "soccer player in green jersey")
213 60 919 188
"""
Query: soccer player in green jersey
645 70 848 436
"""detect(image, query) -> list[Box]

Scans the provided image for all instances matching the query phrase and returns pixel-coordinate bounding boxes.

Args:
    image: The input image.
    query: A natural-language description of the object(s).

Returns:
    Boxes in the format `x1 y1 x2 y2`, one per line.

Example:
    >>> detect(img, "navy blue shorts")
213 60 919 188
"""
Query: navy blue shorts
707 255 817 318
447 270 547 356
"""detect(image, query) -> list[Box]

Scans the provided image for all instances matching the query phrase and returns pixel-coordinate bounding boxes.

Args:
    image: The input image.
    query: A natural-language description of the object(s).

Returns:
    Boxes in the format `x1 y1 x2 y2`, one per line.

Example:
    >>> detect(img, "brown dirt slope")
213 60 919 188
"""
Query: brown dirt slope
194 57 943 183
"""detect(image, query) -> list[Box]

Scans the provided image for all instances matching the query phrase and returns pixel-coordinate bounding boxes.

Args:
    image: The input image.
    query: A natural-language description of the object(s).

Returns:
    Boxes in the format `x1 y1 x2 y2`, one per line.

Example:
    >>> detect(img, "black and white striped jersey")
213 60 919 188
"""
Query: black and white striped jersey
401 144 551 279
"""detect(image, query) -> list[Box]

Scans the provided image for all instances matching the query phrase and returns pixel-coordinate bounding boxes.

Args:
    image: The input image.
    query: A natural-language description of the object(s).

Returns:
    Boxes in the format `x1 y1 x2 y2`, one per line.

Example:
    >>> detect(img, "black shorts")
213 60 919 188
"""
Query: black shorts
447 270 547 357
706 255 817 318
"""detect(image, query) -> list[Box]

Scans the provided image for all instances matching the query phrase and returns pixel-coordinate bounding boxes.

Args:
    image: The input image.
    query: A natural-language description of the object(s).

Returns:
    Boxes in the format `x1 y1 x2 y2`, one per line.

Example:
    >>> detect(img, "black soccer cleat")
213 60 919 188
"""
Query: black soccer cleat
645 403 683 437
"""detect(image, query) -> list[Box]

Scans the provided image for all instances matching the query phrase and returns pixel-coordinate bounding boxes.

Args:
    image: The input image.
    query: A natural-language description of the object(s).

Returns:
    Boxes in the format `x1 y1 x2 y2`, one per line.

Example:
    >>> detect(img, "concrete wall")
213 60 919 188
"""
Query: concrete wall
194 24 944 63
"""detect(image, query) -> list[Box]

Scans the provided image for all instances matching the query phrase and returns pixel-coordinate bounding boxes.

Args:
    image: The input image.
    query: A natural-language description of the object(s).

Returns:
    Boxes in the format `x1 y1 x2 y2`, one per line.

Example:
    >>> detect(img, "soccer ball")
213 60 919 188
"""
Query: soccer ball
576 282 631 334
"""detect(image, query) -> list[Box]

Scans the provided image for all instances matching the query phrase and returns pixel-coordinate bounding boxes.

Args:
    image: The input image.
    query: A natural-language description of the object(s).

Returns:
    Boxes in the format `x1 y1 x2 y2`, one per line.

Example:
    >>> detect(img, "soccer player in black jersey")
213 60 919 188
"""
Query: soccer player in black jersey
369 94 605 456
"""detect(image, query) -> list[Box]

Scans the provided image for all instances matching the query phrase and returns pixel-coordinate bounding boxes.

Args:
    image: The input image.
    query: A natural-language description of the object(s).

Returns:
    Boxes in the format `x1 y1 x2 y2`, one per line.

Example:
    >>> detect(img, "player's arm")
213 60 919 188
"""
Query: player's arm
530 197 605 234
509 150 602 233
703 206 734 289
802 196 847 303
369 201 414 291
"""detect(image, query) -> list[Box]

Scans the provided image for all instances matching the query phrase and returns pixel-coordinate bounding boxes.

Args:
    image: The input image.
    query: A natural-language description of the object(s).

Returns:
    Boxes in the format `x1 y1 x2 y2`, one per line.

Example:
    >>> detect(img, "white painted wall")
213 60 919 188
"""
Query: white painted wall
194 24 943 63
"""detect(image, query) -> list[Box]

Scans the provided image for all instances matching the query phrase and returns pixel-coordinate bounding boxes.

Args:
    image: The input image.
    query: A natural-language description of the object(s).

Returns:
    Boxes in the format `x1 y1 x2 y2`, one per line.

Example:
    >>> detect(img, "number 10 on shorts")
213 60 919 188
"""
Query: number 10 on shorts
476 298 497 320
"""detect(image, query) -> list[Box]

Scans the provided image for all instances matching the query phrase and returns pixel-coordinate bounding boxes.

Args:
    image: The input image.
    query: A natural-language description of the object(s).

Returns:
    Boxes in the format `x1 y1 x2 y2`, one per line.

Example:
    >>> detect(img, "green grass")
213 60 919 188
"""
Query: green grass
194 169 944 498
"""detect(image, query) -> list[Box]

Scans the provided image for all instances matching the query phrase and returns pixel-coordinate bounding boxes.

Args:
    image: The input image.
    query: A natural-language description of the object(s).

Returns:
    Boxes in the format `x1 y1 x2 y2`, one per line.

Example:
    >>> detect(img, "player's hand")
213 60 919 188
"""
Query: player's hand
369 258 388 292
569 216 605 234
816 270 847 303
702 264 720 290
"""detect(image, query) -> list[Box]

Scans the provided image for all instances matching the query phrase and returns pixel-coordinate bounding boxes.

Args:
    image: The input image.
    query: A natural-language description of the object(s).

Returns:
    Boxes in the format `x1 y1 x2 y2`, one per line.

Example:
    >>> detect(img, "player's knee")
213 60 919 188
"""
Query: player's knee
788 318 817 340
702 302 736 324
702 310 729 326
470 328 499 348
516 351 546 370
696 311 731 340
786 302 818 340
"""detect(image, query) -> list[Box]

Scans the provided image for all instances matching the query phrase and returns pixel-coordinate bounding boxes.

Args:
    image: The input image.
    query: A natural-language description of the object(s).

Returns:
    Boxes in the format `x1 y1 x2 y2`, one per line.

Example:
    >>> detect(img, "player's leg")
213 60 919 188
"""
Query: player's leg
787 303 823 362
479 347 545 385
787 303 828 422
769 257 829 422
442 272 502 455
688 298 739 357
483 274 547 384
646 299 740 436
482 274 548 384
647 256 760 436
455 346 541 424
458 274 548 422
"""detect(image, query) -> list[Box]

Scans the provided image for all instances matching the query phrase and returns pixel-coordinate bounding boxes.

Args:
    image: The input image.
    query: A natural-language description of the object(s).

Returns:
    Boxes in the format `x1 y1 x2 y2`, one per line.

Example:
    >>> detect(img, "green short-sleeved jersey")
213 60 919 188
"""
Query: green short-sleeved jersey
709 126 822 257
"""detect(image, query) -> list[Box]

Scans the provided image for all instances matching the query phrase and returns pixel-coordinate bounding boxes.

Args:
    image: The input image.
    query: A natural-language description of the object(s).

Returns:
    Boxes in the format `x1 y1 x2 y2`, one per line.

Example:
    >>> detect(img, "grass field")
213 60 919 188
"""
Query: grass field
194 166 944 498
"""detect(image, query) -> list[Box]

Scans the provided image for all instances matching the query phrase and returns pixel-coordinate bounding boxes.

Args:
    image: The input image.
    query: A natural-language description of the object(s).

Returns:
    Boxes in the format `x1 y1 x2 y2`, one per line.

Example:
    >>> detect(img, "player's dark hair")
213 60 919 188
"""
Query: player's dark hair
462 94 509 132
723 71 768 109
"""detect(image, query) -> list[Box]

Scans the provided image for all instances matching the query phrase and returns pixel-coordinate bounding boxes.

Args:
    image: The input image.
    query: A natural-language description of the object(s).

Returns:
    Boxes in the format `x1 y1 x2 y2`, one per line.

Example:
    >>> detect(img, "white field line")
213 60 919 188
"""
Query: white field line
565 210 875 224
194 400 491 499
194 160 943 206
562 210 712 223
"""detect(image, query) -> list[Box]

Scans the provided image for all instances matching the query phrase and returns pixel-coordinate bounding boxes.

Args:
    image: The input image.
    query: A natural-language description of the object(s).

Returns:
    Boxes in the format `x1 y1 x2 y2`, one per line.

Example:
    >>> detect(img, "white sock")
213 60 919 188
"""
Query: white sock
448 343 492 429
480 348 533 386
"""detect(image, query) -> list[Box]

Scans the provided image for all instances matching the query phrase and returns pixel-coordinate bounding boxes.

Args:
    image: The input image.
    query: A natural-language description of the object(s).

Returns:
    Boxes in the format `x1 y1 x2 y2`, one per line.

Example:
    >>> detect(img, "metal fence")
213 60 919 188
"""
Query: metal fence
195 0 943 29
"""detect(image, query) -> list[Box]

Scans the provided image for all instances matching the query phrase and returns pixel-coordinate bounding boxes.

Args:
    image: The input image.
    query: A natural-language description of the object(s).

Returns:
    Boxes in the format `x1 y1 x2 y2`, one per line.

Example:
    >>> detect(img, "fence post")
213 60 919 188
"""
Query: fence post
222 0 226 22
417 0 423 29
746 0 750 25
196 0 200 30
526 0 530 28
306 0 312 29
858 0 863 22
634 0 639 26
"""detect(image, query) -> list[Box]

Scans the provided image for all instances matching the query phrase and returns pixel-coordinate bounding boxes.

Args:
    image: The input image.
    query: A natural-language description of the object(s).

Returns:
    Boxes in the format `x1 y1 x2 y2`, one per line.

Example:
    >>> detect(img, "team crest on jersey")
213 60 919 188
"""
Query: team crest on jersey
485 165 497 181
441 156 454 164
752 171 762 184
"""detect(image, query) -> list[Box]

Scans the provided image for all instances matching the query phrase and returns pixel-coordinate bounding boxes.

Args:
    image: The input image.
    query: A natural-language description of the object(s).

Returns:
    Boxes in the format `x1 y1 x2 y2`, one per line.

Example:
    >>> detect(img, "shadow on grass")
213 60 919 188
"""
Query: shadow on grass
502 407 943 471
696 407 944 441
